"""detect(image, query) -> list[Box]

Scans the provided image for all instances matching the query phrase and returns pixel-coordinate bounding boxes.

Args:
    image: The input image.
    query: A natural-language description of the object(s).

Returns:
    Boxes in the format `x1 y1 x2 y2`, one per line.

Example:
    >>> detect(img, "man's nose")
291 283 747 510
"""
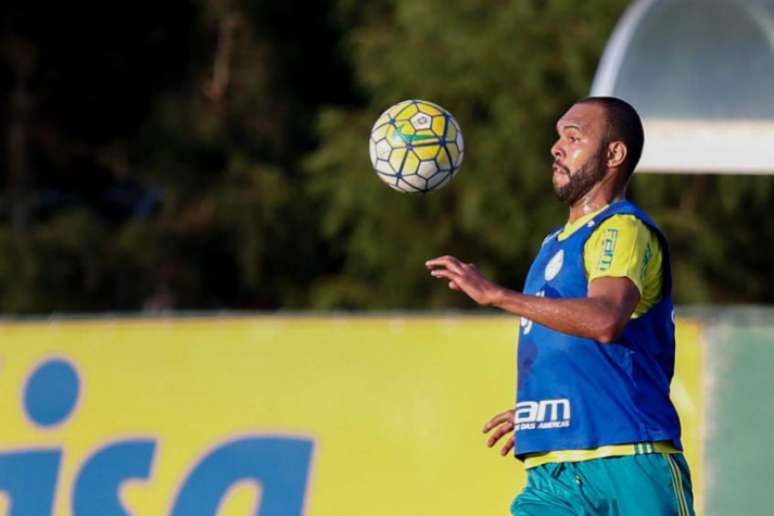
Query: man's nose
551 141 563 160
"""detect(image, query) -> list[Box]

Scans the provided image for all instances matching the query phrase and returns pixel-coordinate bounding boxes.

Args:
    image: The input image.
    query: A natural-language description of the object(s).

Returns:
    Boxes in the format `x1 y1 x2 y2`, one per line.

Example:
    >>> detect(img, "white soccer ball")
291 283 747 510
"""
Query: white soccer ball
368 99 464 193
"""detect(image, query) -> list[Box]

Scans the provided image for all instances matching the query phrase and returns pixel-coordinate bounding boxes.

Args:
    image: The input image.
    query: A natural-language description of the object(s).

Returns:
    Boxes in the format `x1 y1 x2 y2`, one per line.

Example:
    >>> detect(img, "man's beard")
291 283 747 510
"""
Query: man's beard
553 152 606 205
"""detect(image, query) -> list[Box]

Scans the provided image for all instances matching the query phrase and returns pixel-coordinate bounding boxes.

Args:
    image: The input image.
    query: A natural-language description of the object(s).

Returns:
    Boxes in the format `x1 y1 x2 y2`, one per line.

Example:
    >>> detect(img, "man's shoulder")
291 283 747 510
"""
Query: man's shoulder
541 226 564 247
594 213 650 234
599 201 662 230
591 211 662 244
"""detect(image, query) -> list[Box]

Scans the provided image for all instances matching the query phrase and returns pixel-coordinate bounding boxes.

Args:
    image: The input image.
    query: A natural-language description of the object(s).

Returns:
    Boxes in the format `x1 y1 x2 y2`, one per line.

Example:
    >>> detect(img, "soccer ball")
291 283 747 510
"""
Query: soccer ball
368 99 464 193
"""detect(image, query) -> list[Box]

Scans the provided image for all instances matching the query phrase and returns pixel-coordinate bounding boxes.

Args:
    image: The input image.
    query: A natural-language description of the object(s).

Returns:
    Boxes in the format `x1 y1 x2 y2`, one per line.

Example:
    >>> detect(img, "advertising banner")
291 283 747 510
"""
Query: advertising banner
0 316 702 515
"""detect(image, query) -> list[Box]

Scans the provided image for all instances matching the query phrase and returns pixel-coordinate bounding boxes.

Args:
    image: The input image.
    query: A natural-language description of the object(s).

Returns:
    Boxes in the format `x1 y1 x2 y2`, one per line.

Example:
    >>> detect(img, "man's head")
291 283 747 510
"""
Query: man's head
550 97 644 205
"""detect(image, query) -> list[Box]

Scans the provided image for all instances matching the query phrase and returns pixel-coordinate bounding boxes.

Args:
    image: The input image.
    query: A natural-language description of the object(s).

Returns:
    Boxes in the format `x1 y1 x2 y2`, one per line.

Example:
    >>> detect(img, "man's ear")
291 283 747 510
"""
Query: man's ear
606 141 628 169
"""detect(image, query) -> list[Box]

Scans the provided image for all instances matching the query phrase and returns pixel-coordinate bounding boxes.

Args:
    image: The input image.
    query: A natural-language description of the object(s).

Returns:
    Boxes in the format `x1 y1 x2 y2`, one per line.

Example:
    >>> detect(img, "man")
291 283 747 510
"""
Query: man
426 97 694 515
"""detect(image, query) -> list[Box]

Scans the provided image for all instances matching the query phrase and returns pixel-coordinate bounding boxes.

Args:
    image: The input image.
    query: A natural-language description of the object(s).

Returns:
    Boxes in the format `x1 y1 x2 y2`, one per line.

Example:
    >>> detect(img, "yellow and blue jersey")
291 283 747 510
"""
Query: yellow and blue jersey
515 200 682 463
525 206 677 467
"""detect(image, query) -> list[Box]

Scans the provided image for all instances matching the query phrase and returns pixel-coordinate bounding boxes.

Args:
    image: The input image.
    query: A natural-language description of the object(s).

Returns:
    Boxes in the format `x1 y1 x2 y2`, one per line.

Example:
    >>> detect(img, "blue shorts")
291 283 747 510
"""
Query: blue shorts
511 453 694 515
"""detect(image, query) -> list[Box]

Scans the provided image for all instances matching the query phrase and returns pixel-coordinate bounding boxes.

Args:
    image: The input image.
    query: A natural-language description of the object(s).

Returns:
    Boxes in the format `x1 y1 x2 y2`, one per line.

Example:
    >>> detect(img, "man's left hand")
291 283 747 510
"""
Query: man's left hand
483 409 516 456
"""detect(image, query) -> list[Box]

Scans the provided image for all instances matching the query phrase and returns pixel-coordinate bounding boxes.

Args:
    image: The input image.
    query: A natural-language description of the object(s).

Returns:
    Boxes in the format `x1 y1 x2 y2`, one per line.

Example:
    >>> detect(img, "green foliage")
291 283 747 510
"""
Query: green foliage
631 173 774 303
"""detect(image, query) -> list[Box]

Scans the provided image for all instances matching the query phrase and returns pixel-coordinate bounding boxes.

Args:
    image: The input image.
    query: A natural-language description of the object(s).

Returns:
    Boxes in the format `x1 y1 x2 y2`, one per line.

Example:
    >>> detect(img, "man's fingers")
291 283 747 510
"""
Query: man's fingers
430 269 464 288
430 268 453 280
429 270 465 295
499 436 515 456
486 423 514 447
425 255 465 274
483 410 515 432
426 255 462 267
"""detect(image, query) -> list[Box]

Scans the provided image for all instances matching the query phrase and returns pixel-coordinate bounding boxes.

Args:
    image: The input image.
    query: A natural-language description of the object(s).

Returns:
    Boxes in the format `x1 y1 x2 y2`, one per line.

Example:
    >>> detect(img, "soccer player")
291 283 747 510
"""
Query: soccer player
426 97 694 515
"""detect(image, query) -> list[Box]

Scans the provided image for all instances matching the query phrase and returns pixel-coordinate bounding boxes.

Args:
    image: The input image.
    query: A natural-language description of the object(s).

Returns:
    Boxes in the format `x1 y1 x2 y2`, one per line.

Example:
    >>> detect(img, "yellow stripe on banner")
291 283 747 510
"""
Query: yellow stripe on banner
666 455 690 516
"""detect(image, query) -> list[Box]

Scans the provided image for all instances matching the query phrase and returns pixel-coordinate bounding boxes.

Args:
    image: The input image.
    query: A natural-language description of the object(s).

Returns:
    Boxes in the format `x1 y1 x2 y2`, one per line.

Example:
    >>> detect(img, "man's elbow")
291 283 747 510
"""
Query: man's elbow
595 318 627 344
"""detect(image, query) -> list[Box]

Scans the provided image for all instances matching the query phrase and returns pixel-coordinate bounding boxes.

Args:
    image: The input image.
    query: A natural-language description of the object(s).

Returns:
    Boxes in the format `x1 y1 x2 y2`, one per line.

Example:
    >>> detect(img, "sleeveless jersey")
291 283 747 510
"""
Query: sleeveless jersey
514 200 682 457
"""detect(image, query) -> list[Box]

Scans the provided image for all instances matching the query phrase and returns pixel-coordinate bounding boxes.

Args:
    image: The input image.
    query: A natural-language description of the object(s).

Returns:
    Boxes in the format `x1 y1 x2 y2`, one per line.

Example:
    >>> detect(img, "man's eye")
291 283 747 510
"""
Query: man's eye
568 136 579 142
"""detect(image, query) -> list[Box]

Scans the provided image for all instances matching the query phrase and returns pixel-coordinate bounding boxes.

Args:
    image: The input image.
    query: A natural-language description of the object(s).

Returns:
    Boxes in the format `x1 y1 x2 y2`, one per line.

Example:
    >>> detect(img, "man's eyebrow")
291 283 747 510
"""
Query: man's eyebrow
556 123 583 132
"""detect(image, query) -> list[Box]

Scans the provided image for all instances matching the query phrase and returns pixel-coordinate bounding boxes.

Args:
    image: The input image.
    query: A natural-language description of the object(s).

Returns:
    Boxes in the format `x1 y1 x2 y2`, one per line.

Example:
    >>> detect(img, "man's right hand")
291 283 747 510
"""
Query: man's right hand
483 409 515 456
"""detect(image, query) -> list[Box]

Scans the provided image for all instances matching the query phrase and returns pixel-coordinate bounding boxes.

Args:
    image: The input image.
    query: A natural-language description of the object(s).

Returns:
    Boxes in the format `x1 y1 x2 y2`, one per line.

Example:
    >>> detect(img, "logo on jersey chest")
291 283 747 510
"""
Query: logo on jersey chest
544 250 564 281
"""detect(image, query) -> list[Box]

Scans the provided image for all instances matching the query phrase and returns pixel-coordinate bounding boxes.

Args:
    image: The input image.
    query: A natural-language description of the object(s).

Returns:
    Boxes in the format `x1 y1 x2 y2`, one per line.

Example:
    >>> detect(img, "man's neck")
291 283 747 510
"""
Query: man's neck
567 173 626 224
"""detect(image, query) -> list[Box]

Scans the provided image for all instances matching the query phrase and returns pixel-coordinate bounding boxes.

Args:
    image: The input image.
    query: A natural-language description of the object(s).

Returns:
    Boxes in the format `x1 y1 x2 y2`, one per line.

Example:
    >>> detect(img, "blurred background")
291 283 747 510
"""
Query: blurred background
0 0 772 514
2 0 773 314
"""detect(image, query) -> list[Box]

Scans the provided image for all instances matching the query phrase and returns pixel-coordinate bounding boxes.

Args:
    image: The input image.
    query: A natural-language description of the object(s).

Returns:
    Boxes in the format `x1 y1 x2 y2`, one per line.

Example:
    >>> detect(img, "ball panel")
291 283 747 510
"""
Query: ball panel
395 103 419 120
402 150 420 174
437 145 452 170
389 147 408 172
375 140 392 161
374 159 395 175
414 143 439 161
399 174 428 192
388 123 411 147
416 102 443 117
431 115 447 138
371 124 390 142
427 171 452 191
394 121 416 136
386 100 413 118
445 143 459 166
410 113 432 130
386 125 408 148
417 159 439 179
445 121 457 142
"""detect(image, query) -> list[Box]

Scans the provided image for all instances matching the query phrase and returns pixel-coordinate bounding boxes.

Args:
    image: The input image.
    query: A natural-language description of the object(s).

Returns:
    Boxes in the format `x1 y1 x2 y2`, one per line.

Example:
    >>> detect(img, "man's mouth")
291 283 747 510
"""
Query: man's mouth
553 163 569 176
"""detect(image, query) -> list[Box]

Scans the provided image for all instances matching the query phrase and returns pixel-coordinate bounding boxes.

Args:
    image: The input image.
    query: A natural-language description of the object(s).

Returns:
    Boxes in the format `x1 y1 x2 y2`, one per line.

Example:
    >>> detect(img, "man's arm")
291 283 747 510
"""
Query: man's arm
426 256 640 343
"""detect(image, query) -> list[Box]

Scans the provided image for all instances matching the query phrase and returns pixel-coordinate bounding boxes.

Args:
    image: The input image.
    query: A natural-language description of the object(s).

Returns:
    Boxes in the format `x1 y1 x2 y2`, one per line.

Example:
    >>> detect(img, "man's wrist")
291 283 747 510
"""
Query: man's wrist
488 286 512 308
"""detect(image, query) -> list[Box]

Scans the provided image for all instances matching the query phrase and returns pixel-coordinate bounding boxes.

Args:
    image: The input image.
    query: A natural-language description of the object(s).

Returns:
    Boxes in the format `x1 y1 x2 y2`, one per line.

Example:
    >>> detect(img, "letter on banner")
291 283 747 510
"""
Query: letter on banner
172 436 314 516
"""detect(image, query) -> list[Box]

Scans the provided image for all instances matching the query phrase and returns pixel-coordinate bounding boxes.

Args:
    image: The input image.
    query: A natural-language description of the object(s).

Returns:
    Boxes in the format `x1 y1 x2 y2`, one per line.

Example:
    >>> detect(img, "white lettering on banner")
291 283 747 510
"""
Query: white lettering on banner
514 398 571 431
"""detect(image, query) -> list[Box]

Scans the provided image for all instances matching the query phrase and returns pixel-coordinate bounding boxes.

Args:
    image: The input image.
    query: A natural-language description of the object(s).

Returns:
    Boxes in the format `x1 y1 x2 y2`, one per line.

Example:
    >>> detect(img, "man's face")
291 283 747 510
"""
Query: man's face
550 102 609 205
